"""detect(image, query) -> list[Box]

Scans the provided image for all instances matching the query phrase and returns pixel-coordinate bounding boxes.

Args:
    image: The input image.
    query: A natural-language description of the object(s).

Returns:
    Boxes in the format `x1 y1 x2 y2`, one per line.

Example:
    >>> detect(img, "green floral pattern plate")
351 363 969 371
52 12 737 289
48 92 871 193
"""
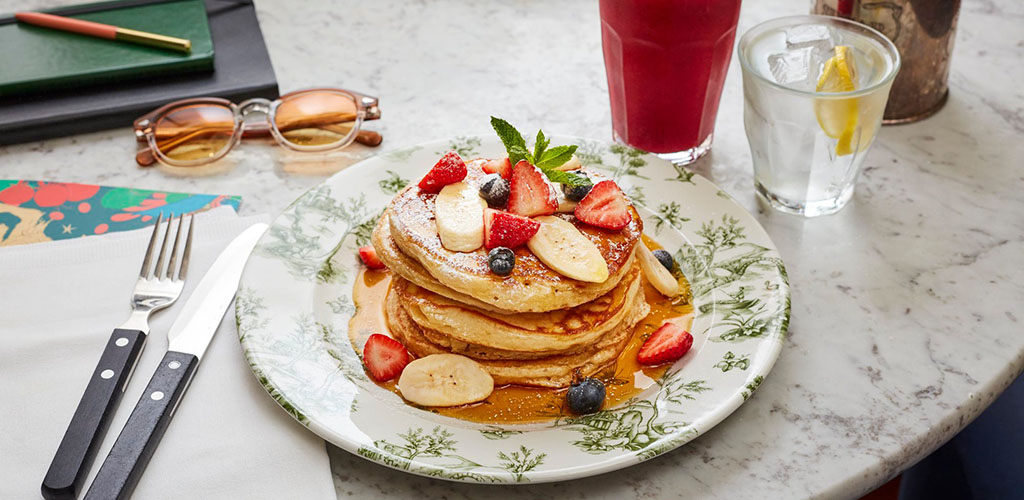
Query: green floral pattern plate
236 136 790 483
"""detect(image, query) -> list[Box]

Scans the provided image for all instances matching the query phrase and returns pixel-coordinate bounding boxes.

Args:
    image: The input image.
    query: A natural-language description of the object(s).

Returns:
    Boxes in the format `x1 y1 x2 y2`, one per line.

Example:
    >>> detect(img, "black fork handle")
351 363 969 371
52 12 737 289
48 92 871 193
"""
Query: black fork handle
42 329 147 500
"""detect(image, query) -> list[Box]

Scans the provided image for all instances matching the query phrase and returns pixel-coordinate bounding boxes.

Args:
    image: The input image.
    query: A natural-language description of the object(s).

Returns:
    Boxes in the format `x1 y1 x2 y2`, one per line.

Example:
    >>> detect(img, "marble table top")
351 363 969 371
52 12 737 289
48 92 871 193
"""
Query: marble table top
3 0 1022 498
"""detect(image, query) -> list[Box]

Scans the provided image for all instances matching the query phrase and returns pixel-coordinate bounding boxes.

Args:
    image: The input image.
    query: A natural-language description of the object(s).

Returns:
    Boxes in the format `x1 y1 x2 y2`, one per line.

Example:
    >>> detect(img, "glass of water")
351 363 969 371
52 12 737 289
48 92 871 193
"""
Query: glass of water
738 15 900 217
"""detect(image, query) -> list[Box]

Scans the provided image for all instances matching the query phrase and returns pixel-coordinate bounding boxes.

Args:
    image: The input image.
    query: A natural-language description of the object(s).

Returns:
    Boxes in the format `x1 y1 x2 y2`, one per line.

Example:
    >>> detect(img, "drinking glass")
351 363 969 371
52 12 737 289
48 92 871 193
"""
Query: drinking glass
600 0 743 164
738 15 900 216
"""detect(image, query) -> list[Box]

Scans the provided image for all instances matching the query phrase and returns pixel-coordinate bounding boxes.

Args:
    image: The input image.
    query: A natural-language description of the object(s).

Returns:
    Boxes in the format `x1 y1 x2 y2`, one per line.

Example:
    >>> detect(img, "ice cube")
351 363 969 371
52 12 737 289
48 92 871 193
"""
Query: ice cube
785 24 834 53
768 47 818 90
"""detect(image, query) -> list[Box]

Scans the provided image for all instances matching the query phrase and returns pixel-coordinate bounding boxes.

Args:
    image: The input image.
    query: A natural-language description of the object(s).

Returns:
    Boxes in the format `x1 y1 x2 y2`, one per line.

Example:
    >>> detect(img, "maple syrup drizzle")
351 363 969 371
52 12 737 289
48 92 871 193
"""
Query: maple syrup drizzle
347 237 693 424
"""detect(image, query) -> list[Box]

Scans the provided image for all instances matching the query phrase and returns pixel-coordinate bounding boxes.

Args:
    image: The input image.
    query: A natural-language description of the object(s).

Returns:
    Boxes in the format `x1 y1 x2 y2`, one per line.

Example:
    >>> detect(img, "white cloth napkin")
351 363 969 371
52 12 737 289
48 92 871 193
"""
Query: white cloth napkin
0 207 336 500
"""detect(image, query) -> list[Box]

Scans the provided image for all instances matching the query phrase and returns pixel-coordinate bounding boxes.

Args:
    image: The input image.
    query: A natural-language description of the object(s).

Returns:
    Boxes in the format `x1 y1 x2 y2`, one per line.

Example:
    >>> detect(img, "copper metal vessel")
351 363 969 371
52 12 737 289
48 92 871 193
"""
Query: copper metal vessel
813 0 960 124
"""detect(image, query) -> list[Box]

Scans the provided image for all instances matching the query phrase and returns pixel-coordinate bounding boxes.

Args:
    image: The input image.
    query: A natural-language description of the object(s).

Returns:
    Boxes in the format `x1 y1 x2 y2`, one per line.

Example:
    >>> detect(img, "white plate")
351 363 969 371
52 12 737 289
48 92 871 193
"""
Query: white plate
236 136 790 483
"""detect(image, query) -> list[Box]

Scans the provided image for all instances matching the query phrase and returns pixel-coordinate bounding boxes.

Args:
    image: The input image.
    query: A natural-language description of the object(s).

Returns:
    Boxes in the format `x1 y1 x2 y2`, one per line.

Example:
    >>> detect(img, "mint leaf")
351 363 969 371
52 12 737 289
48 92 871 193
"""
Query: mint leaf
533 129 549 163
508 145 532 165
535 145 578 169
542 168 591 187
490 117 530 165
490 117 583 183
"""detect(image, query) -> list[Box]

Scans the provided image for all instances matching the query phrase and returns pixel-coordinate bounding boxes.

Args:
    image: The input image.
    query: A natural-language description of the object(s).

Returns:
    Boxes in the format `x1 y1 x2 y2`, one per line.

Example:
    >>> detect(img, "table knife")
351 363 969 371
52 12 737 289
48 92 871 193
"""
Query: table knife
83 223 267 500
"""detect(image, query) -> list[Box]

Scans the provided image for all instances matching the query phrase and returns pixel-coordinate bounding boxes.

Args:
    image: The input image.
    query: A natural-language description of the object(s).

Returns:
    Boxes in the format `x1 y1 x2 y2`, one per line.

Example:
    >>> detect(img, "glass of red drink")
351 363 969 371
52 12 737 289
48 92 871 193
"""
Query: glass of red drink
600 0 743 164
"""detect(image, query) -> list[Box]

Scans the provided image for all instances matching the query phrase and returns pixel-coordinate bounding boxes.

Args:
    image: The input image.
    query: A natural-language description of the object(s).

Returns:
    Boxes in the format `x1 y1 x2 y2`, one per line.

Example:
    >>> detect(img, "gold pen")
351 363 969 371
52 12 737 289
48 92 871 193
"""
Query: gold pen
15 11 191 54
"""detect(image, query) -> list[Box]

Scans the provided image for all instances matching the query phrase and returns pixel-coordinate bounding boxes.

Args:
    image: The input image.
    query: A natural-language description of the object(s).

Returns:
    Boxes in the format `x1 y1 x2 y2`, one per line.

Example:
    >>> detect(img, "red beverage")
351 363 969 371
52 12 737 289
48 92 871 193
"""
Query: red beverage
600 0 743 163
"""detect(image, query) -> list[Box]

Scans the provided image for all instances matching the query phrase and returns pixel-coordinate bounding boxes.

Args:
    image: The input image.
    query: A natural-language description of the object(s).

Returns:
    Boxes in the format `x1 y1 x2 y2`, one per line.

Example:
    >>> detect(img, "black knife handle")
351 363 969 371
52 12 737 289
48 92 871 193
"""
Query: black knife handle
84 351 198 500
42 329 147 500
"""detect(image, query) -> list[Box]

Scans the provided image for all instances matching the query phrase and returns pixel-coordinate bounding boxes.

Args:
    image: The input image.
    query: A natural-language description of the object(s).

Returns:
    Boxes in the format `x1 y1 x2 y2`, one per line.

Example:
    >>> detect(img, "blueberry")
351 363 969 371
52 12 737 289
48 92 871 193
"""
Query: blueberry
566 377 605 414
479 174 510 207
652 249 675 272
561 178 593 202
488 247 515 276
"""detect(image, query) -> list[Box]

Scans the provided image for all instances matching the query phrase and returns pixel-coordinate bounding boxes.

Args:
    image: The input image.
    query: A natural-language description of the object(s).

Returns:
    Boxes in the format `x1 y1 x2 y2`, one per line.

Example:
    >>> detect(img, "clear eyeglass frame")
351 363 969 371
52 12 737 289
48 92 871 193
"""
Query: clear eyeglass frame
133 87 382 167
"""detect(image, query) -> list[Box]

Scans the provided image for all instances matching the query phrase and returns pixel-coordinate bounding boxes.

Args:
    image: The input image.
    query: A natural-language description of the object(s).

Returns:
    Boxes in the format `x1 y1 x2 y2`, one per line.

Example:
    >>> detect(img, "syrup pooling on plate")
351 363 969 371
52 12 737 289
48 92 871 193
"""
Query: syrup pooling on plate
347 237 693 425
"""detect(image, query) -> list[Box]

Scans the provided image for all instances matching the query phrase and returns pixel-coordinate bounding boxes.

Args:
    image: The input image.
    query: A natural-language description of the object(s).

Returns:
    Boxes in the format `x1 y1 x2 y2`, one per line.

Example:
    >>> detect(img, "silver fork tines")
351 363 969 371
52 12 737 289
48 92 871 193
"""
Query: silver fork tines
121 214 194 334
154 216 174 279
179 215 194 280
165 215 185 280
139 213 162 278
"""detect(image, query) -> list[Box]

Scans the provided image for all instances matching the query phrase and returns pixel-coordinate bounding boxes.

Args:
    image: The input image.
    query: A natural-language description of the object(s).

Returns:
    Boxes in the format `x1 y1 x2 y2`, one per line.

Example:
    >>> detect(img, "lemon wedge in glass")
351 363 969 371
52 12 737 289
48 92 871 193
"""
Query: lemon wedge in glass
814 45 861 156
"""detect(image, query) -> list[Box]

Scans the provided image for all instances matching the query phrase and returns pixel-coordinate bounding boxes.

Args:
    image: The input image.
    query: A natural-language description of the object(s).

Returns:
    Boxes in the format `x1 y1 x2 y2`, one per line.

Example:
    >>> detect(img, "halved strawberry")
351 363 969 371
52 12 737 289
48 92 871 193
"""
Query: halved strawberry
358 245 386 270
637 322 693 366
484 208 540 249
574 180 630 230
508 160 557 217
363 334 409 381
418 151 467 193
482 157 512 179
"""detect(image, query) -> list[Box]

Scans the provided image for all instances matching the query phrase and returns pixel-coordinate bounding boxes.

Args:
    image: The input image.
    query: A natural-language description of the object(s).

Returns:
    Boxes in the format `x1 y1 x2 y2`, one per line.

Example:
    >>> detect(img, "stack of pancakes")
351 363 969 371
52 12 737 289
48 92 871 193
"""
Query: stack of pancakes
372 160 649 388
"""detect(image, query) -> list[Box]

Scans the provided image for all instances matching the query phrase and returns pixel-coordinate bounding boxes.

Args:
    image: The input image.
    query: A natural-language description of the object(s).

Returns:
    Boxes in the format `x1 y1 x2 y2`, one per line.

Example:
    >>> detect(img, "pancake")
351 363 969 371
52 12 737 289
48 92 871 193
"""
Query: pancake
372 213 515 313
393 262 644 354
383 160 643 313
386 287 650 388
374 211 636 314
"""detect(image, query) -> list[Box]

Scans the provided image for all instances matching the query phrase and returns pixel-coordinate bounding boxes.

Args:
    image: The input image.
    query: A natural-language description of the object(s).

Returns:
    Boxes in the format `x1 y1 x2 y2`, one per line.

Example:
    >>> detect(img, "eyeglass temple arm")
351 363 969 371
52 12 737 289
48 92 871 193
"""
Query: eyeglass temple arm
136 148 157 167
136 129 382 167
136 125 223 167
358 102 382 145
241 124 383 147
134 110 163 166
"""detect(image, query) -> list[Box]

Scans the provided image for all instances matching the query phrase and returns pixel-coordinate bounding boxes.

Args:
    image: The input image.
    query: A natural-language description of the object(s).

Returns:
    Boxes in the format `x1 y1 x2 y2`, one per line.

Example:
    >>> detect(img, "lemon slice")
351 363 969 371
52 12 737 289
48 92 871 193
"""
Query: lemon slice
814 45 860 156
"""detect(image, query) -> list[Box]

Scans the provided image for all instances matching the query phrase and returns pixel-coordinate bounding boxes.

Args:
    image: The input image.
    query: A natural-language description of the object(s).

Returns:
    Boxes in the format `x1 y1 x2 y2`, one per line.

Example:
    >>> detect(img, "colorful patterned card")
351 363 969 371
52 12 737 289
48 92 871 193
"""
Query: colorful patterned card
0 180 241 246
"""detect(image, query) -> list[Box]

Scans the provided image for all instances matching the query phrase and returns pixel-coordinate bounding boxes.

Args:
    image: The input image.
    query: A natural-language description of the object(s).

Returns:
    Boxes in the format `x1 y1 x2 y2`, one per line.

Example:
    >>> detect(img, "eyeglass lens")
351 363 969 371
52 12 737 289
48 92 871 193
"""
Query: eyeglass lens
153 104 236 163
273 91 359 147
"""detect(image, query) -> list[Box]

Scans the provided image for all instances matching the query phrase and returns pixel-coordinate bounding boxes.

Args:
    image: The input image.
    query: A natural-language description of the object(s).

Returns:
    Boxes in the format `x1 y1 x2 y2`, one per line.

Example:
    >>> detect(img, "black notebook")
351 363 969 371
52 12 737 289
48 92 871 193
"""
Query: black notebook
0 0 278 145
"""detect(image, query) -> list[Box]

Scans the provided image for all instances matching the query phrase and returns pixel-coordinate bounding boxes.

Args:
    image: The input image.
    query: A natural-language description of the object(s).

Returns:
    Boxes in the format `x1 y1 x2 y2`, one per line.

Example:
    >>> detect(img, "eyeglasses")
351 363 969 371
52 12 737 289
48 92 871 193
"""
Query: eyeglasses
134 87 382 167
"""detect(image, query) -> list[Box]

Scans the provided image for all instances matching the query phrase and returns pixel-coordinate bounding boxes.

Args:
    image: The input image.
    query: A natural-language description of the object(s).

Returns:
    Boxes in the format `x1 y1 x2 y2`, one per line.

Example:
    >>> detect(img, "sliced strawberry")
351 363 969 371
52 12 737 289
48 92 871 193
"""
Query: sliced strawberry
508 160 557 217
358 245 386 270
637 322 693 366
363 334 410 381
418 151 467 193
482 157 512 179
484 208 540 249
574 180 631 230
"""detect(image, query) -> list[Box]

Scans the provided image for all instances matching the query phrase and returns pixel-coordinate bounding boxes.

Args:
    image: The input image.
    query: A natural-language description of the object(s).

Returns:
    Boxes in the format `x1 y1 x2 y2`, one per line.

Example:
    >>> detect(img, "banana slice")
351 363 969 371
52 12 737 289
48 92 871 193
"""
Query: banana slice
637 242 681 297
398 354 494 407
435 182 486 252
554 155 582 171
527 215 609 283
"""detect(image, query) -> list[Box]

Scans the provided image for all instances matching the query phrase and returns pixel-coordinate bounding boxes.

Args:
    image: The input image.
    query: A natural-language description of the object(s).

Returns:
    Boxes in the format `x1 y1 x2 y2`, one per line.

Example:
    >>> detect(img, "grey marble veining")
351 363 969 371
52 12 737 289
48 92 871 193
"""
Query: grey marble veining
2 0 1022 498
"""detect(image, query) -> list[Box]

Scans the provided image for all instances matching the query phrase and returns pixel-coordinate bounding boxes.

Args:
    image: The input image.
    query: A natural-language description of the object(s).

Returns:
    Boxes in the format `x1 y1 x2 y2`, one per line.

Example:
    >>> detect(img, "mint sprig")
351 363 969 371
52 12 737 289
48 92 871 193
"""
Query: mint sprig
489 117 590 187
535 145 576 169
491 117 529 165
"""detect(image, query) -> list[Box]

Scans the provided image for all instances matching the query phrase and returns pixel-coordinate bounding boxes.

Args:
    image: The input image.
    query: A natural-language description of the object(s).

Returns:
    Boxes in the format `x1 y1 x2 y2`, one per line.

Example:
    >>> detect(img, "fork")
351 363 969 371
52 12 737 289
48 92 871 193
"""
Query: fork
42 214 193 500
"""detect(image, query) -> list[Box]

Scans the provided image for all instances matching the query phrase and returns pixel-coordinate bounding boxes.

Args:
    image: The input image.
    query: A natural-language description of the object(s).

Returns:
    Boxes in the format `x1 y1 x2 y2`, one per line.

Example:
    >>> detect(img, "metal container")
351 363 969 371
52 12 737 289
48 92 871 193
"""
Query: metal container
812 0 960 123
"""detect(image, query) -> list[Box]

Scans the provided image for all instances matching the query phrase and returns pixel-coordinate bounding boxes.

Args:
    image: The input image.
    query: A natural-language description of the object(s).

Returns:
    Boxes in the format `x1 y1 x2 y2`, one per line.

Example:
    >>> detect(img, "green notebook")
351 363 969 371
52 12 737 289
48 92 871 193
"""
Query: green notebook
0 0 214 97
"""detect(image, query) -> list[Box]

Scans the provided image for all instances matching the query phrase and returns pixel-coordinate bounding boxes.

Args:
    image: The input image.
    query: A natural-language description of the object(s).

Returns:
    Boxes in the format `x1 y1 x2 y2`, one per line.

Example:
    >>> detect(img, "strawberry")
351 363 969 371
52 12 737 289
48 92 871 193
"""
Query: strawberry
574 180 631 230
482 157 512 179
418 151 467 193
358 245 386 270
508 160 557 217
363 334 410 381
637 322 693 366
484 208 540 249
